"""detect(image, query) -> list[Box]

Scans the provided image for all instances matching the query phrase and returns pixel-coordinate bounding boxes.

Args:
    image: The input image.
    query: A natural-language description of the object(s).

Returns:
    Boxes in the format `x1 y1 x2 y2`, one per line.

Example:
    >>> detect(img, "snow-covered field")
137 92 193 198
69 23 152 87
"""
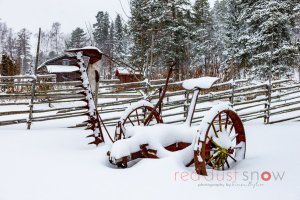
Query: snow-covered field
0 115 300 200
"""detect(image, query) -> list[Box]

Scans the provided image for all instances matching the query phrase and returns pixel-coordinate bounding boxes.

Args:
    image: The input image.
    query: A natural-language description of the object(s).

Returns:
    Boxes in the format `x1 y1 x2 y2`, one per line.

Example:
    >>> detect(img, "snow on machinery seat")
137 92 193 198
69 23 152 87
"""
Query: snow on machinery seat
182 76 220 90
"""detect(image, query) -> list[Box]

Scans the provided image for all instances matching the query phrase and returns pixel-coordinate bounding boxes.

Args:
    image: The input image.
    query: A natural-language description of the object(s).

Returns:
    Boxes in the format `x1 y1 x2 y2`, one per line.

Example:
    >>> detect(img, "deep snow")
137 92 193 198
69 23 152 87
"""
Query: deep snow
0 116 299 200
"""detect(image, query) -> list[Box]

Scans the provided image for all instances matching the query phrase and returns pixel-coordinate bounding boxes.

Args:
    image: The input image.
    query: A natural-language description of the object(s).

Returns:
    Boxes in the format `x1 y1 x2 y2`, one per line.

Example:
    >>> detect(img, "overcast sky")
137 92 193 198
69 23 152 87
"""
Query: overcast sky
0 0 216 34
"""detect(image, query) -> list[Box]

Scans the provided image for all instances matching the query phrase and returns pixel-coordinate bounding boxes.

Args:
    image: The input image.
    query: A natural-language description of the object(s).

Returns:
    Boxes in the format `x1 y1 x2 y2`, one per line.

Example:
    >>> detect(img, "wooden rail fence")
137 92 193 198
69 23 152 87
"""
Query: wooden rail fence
0 75 300 128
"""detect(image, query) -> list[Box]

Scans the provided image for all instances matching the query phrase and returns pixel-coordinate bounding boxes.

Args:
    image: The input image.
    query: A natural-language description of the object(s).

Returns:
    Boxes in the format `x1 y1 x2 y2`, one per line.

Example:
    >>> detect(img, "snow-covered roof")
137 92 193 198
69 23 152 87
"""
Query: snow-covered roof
37 52 75 70
45 65 78 73
67 46 103 54
116 67 141 75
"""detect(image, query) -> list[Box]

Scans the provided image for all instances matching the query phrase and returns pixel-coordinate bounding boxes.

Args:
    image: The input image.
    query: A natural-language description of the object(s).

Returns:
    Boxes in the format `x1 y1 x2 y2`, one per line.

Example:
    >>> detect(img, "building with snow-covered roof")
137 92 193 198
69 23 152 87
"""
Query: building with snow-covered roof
115 67 143 83
37 53 81 82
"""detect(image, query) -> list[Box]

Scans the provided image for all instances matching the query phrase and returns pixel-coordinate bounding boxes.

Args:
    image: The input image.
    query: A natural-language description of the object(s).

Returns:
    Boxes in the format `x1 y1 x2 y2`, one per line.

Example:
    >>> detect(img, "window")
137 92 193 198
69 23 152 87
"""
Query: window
62 59 70 66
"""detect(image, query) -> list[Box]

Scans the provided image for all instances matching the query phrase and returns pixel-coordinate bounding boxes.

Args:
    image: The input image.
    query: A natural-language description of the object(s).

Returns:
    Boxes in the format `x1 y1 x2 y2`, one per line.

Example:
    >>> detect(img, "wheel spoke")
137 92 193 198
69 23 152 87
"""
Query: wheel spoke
136 109 140 125
218 113 222 132
225 159 230 169
128 117 135 126
215 156 221 170
211 123 219 138
143 108 147 124
207 152 220 163
230 134 238 141
225 113 229 130
207 159 215 169
221 160 225 170
228 155 237 162
146 114 154 126
229 124 234 134
233 146 242 150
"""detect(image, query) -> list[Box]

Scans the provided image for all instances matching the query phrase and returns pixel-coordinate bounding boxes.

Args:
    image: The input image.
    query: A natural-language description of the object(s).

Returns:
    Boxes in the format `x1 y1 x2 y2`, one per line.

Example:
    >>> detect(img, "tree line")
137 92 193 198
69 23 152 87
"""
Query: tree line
1 0 300 81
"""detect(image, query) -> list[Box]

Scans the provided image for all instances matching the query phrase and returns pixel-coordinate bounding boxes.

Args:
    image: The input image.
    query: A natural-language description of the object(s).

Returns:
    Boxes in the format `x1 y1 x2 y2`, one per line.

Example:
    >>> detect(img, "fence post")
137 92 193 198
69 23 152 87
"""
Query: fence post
230 80 235 105
27 28 41 130
184 91 189 118
264 83 272 124
95 70 100 106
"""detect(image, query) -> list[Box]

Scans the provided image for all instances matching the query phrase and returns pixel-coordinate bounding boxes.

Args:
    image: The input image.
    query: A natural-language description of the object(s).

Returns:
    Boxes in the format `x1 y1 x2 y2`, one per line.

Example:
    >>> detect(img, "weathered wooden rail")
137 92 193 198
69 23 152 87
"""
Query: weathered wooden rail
0 74 300 128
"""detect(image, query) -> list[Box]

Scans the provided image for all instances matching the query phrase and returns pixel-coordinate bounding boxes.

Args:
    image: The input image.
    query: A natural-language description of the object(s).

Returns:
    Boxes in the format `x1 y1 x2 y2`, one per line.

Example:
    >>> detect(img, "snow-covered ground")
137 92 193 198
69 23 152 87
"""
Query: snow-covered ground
0 116 299 200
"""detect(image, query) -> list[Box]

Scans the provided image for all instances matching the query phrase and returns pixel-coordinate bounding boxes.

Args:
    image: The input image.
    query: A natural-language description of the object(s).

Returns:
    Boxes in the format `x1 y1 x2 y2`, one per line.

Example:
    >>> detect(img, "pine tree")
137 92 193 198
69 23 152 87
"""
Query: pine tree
192 0 214 76
107 21 115 79
114 14 125 60
239 0 297 79
66 27 87 49
129 0 152 73
0 54 19 76
93 11 110 51
129 0 192 79
222 0 243 79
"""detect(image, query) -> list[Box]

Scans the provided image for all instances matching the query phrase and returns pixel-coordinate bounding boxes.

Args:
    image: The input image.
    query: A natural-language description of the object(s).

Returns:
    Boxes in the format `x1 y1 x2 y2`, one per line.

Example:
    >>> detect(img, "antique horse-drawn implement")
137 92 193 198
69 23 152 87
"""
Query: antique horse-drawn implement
68 47 246 176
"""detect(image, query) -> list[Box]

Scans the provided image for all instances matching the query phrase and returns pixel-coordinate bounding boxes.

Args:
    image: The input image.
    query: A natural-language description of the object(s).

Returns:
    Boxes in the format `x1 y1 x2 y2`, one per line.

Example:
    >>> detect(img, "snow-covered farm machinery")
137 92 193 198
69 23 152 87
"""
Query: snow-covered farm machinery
69 47 246 176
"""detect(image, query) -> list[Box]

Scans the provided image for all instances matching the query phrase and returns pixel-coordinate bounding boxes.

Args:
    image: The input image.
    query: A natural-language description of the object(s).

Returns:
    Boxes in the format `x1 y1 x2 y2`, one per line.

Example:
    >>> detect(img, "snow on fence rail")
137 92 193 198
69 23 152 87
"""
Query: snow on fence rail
0 75 300 128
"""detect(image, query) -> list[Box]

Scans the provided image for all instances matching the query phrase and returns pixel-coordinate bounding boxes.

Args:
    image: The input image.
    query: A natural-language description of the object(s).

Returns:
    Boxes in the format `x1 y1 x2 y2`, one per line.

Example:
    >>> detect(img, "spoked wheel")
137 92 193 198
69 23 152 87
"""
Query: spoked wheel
114 100 163 141
194 108 246 176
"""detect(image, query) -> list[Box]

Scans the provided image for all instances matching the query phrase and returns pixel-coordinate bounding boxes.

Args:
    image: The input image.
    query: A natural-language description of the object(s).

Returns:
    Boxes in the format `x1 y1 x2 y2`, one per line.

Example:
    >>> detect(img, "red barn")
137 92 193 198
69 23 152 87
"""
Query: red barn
115 67 143 83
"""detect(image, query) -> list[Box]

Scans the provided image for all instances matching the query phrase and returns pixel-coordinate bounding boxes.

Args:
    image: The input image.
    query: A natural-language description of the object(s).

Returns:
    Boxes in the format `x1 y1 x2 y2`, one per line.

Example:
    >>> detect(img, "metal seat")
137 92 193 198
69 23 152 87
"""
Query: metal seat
182 76 219 90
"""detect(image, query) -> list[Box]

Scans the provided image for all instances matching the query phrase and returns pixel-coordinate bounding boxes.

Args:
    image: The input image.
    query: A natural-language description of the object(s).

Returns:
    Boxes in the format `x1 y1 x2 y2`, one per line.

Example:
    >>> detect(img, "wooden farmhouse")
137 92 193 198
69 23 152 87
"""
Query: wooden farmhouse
37 53 86 82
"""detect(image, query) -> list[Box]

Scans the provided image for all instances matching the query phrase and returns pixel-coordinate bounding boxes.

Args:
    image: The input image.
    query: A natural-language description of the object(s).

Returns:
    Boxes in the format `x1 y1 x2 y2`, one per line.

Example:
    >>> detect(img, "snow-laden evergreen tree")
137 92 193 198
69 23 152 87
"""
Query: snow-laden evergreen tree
237 0 297 80
66 27 87 49
107 21 115 79
114 14 125 61
93 11 110 52
122 23 132 64
191 0 214 76
129 0 192 79
221 0 243 79
129 0 152 73
155 0 192 80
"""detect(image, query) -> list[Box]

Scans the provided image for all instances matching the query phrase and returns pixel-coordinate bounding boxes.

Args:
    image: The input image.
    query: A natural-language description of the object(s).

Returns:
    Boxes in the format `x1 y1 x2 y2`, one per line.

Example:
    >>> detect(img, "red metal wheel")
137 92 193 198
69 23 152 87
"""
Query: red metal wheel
114 101 163 141
194 109 246 175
